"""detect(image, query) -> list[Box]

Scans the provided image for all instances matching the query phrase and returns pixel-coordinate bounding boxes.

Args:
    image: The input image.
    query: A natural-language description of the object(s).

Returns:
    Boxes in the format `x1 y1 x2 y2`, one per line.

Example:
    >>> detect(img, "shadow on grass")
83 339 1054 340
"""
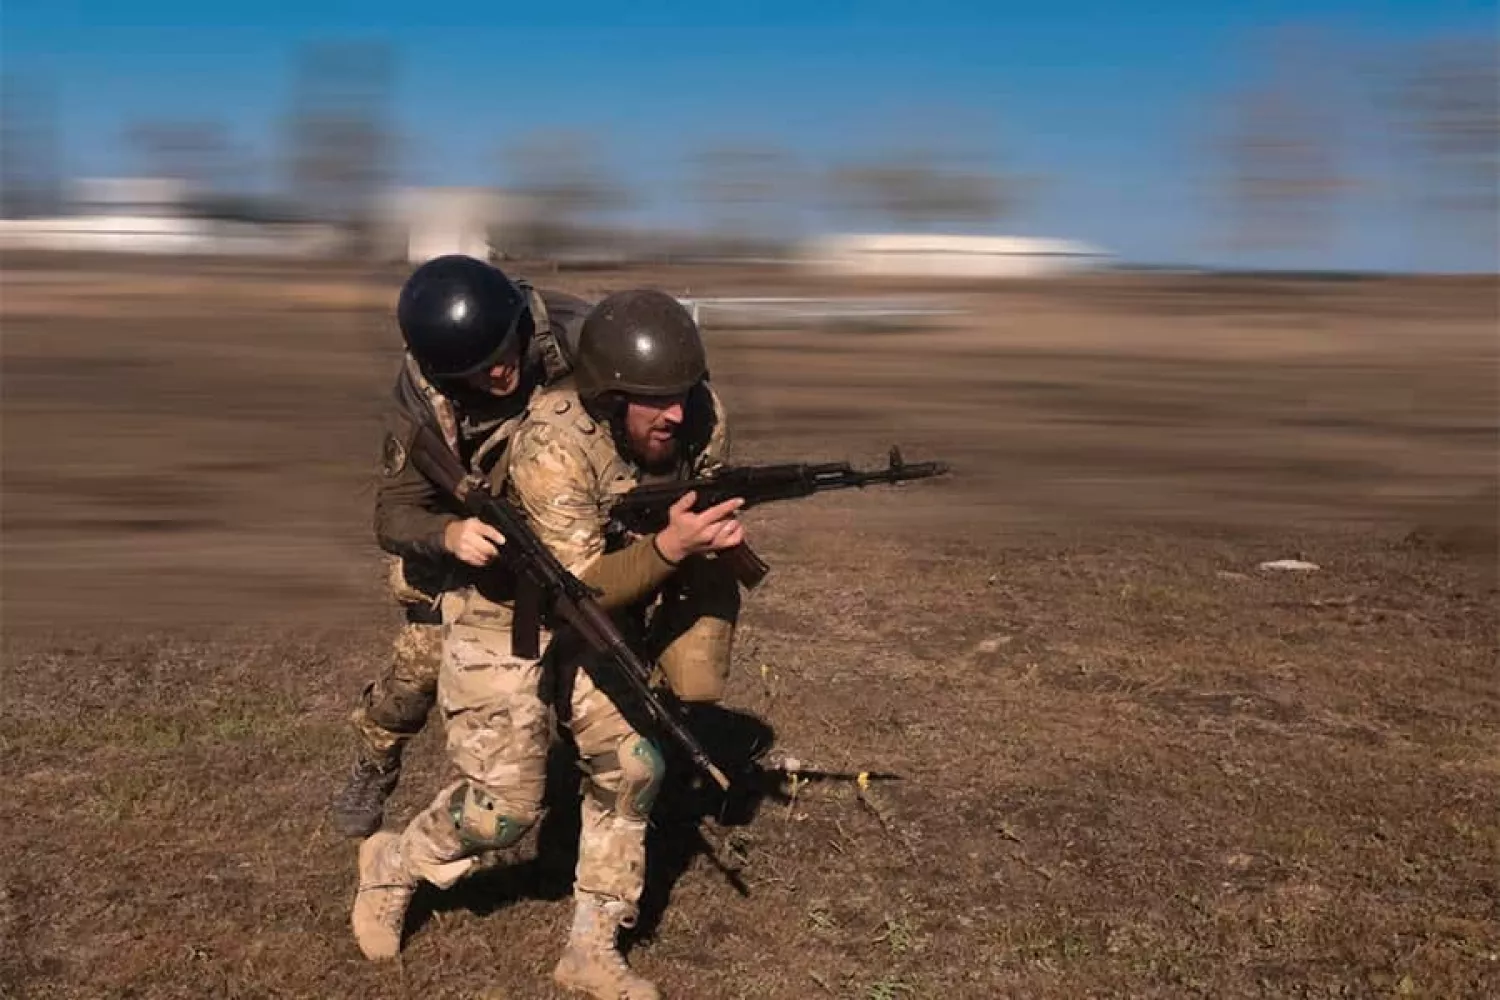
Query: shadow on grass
401 704 781 951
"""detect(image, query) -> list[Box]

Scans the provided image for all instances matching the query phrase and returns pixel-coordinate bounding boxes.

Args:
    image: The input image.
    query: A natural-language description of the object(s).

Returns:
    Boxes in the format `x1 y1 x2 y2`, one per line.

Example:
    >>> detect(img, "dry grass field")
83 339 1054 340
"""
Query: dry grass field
2 255 1496 999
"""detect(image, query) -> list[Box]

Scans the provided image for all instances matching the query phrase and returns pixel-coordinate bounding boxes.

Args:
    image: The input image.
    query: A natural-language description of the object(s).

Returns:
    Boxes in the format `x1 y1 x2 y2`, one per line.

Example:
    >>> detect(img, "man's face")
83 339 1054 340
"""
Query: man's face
461 343 523 398
623 393 687 469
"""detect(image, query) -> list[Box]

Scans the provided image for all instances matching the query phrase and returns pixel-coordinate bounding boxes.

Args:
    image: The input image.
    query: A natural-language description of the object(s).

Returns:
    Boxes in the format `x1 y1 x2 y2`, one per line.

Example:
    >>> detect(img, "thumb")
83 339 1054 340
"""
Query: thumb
670 491 698 514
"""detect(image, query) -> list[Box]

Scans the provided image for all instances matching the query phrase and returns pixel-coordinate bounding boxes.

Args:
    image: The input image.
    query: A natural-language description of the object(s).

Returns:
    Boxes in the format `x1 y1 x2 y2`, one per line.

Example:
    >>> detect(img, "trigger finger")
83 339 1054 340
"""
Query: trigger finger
706 496 745 520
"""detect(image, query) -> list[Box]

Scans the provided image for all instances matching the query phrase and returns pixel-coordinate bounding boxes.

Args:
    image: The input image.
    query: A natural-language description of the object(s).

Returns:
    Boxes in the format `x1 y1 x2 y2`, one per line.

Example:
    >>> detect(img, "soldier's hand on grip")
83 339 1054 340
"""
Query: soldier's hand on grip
443 517 507 567
655 491 745 563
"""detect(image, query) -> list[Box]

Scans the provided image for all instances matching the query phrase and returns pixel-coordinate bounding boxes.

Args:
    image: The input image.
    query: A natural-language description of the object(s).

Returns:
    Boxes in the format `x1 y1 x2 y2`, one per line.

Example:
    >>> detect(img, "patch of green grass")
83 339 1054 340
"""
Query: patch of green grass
8 701 310 755
866 978 915 1000
87 770 156 822
872 913 916 956
208 712 263 742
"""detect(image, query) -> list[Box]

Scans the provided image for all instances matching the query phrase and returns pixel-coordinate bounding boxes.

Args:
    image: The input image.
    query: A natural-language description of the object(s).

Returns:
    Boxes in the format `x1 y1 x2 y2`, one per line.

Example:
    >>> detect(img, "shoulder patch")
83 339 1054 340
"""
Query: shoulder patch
381 431 408 478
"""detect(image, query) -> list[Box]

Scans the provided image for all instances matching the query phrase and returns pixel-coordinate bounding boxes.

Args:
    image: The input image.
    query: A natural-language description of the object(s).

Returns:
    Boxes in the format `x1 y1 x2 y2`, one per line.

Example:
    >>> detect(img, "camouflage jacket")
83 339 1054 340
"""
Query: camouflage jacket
373 283 729 606
504 377 730 579
372 283 592 602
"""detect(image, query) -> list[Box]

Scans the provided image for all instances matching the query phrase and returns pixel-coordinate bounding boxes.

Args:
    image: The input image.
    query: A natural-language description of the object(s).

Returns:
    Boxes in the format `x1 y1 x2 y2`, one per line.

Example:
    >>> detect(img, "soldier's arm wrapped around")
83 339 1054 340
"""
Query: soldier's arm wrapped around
373 407 460 562
507 421 675 610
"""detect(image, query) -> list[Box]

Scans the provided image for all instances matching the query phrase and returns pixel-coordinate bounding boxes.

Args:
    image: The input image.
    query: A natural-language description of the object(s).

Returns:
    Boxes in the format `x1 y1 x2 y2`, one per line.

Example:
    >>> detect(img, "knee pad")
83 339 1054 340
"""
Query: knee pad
651 556 740 704
446 783 537 851
656 617 734 703
583 734 665 822
364 680 437 736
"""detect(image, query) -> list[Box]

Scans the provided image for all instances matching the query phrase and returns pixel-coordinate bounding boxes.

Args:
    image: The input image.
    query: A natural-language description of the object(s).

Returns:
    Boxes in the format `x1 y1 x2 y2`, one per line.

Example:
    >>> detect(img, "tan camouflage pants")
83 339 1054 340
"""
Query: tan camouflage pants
351 550 741 768
395 593 656 909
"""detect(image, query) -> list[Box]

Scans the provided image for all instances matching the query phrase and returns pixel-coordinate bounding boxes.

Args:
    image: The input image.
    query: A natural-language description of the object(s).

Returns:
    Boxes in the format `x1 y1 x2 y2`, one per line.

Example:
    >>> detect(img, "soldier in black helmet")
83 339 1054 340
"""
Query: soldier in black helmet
351 289 747 999
330 253 595 838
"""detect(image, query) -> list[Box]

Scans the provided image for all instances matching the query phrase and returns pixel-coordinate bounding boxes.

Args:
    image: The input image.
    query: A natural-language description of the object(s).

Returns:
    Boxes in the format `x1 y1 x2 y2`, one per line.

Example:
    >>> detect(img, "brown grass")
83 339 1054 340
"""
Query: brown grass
2 257 1496 999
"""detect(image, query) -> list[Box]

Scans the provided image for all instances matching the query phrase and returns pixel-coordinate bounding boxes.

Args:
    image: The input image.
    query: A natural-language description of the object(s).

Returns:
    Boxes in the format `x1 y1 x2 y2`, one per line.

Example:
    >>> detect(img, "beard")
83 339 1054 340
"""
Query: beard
630 430 680 475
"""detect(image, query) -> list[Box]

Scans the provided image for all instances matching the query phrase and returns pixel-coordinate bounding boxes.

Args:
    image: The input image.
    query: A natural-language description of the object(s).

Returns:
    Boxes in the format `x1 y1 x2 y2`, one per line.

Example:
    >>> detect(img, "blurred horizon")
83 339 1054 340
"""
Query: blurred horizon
2 1 1496 273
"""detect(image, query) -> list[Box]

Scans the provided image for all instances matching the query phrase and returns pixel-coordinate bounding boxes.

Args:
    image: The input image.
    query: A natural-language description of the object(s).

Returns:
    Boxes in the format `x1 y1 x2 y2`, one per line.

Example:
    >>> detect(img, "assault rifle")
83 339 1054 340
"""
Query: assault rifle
610 446 949 588
405 421 731 792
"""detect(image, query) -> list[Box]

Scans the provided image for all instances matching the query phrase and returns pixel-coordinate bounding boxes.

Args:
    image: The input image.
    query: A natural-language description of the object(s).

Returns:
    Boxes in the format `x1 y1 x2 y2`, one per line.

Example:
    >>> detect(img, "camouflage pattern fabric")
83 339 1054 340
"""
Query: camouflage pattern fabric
381 374 734 914
394 602 650 906
391 381 664 908
350 622 442 765
504 383 637 577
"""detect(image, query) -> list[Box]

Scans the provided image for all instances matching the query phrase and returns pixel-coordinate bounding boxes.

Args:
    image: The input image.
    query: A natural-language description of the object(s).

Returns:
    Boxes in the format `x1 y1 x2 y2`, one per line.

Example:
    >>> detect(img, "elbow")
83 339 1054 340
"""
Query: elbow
373 506 397 554
373 504 413 558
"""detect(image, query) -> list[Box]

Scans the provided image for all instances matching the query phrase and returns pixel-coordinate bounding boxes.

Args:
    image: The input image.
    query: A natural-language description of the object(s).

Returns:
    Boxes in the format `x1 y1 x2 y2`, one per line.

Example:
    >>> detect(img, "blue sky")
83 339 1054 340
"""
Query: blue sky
3 1 1496 270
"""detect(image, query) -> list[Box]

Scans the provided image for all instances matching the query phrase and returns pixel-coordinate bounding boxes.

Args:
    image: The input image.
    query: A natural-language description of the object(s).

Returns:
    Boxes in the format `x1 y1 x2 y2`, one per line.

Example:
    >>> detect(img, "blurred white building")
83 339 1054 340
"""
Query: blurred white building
0 176 340 256
375 186 530 264
800 233 1111 278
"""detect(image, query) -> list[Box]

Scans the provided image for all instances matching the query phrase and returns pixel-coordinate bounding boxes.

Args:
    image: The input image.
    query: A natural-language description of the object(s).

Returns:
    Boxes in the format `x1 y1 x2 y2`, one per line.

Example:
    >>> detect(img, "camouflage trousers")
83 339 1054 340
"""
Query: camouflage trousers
350 617 443 767
394 593 657 908
351 551 743 768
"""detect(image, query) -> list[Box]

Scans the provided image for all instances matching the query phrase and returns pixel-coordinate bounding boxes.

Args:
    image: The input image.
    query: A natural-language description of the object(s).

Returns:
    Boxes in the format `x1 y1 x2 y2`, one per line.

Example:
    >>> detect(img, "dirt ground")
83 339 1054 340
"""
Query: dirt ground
2 254 1496 999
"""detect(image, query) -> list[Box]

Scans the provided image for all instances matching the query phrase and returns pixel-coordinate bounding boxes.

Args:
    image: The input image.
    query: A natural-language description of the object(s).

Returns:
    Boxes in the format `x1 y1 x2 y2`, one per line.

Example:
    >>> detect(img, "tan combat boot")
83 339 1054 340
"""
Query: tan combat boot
552 893 661 1000
351 832 417 960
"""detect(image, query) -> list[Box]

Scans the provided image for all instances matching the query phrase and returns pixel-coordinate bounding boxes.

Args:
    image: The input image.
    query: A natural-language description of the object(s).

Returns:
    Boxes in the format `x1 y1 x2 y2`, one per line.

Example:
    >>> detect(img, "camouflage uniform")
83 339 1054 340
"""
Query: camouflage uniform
639 389 739 705
348 334 737 771
389 375 727 885
354 376 731 996
348 288 738 771
332 284 592 838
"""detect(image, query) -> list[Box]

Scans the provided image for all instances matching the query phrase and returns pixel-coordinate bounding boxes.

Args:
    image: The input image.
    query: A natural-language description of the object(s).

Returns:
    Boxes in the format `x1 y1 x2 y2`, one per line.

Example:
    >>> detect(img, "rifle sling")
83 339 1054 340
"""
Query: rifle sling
512 575 543 659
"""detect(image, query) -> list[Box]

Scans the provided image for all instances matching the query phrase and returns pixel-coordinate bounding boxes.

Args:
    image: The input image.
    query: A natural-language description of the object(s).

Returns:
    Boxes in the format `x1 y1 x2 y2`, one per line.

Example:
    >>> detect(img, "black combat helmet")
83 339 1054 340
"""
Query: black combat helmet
396 255 532 381
574 289 707 399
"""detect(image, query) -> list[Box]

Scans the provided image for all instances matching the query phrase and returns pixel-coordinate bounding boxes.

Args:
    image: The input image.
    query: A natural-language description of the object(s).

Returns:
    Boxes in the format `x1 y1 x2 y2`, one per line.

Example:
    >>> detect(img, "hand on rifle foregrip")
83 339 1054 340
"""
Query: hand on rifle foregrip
407 422 734 792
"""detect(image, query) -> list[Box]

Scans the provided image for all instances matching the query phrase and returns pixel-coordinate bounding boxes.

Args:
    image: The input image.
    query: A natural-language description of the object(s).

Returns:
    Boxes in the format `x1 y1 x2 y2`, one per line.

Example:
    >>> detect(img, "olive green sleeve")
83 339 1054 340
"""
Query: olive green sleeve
372 407 459 561
574 535 678 611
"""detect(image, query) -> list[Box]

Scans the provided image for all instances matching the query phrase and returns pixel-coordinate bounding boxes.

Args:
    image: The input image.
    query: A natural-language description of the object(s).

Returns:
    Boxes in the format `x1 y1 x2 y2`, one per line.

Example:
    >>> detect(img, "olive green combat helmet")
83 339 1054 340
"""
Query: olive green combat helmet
574 289 707 399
